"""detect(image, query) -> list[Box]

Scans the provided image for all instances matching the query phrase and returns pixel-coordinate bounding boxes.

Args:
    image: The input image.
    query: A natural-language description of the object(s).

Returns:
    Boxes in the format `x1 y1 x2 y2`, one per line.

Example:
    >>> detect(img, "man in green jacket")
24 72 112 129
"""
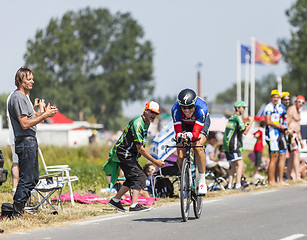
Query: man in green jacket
106 101 165 212
223 101 254 189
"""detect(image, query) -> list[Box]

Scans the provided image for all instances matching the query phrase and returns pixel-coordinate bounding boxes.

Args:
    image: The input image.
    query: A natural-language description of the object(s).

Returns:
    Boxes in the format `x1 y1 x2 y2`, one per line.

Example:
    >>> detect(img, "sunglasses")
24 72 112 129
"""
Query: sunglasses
148 110 159 115
297 100 305 104
181 105 195 110
148 168 155 172
282 98 290 101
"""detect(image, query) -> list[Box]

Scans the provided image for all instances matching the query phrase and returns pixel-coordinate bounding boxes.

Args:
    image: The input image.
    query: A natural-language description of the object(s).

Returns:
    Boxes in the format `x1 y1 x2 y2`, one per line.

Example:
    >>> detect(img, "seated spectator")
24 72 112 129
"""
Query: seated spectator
206 133 230 177
140 163 156 197
300 159 307 179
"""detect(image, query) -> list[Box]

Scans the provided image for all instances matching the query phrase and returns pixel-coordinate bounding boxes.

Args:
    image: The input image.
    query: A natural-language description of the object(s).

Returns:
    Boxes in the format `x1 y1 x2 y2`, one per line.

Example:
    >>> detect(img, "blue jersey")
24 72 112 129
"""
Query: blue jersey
277 104 287 127
171 96 209 141
264 102 280 141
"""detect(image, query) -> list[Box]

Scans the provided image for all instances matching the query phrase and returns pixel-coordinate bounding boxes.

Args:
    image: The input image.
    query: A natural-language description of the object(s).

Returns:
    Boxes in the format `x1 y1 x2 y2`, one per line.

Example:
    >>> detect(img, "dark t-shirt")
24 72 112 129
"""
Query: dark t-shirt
8 90 36 137
115 116 149 160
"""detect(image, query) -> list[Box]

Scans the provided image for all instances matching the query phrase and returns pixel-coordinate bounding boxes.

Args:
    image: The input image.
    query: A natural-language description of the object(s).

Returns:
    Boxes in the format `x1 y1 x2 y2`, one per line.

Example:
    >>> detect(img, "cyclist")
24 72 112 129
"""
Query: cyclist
171 88 210 195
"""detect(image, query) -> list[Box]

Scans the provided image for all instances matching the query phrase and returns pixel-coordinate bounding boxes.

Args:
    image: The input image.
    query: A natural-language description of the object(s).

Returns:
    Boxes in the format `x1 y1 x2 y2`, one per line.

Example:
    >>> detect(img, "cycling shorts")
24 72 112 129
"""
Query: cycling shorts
225 152 242 162
289 132 299 152
266 139 279 153
279 133 287 153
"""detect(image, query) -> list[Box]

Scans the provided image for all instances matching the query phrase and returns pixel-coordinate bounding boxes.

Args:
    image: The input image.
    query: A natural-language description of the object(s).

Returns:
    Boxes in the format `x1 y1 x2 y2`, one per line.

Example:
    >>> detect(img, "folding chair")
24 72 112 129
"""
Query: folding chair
26 172 65 214
38 148 78 206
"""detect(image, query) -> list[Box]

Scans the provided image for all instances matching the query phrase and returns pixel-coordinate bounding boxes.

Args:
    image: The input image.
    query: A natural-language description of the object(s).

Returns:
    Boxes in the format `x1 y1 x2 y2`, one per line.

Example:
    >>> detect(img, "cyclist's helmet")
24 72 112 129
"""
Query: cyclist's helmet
177 88 197 106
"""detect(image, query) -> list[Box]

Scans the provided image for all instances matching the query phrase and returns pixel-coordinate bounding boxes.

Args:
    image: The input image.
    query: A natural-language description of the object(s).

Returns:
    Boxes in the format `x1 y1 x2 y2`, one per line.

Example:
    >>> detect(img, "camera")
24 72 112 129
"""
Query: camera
0 150 8 186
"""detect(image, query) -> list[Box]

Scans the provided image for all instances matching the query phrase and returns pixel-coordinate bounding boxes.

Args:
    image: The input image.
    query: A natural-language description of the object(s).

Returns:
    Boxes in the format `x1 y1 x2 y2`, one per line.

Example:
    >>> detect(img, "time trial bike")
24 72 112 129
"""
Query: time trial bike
166 138 203 222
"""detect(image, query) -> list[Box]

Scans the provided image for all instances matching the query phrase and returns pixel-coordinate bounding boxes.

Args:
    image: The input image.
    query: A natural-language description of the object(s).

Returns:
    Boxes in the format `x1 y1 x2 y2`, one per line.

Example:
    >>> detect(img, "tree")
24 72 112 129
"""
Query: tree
24 8 154 130
215 73 278 114
278 0 307 97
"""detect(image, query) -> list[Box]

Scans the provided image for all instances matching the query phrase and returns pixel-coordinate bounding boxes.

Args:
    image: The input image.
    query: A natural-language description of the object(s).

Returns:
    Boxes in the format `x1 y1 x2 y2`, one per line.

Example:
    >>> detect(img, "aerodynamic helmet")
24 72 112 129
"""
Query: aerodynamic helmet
177 88 197 106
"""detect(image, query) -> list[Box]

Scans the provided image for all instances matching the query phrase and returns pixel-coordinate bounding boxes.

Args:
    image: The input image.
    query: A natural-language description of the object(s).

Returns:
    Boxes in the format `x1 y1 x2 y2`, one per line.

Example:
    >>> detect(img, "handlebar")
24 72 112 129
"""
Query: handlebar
165 138 203 151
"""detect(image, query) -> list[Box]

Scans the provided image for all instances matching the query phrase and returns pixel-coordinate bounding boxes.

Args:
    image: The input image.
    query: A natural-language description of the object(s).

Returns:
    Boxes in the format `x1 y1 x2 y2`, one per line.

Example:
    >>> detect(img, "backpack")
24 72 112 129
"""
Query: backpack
1 203 13 219
154 177 174 198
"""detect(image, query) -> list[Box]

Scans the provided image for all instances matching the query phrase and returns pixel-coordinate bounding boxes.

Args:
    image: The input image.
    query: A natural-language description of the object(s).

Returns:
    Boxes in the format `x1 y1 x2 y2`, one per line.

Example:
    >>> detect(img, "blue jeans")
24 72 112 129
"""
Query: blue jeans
13 136 39 204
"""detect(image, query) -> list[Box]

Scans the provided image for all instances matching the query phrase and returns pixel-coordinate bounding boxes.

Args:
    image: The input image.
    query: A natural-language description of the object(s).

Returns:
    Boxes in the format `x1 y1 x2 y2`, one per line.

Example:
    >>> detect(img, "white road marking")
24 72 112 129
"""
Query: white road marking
279 234 306 240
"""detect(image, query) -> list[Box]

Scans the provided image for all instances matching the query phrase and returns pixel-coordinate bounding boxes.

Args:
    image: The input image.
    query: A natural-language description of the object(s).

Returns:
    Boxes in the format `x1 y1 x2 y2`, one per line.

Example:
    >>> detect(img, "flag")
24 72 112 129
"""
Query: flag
255 41 282 64
149 121 176 161
241 44 251 64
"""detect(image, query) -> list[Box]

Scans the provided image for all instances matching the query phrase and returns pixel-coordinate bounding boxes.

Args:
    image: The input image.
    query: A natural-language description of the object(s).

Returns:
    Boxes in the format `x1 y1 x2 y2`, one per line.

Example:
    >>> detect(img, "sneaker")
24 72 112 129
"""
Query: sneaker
198 179 207 195
129 204 151 212
252 174 265 180
108 199 126 212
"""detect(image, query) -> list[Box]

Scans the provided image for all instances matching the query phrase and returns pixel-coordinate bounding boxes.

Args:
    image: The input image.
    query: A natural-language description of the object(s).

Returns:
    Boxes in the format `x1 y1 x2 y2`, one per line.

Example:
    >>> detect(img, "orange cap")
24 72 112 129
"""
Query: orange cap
296 95 305 102
145 101 160 114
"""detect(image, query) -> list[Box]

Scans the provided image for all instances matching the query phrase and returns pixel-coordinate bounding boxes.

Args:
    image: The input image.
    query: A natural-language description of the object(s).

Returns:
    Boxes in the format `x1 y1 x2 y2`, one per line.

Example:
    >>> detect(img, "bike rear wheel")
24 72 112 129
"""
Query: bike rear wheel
193 167 202 219
180 158 191 222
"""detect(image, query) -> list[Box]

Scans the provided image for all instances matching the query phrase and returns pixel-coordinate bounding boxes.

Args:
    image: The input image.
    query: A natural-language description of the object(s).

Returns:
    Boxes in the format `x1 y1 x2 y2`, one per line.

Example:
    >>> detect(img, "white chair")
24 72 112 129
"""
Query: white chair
38 148 78 206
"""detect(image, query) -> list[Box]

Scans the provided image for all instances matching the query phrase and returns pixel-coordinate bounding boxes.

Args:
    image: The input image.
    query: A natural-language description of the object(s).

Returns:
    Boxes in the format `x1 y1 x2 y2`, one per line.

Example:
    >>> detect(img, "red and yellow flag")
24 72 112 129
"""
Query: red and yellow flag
255 41 282 64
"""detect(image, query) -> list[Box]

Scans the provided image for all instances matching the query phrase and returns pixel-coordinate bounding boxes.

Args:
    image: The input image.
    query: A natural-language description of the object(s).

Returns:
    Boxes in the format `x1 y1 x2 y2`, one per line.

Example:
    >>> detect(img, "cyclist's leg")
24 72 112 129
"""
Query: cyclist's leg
193 134 207 172
193 134 207 194
176 144 186 171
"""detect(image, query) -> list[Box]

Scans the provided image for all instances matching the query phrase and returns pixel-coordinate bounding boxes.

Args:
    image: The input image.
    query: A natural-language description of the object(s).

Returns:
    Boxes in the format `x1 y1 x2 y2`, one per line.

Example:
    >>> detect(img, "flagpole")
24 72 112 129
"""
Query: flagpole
277 76 282 93
237 41 241 102
250 37 256 117
244 53 250 117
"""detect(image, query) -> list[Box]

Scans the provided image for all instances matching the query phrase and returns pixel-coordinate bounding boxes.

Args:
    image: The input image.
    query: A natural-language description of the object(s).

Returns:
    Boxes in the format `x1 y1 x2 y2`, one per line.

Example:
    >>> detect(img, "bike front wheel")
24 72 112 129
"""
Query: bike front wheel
180 158 192 222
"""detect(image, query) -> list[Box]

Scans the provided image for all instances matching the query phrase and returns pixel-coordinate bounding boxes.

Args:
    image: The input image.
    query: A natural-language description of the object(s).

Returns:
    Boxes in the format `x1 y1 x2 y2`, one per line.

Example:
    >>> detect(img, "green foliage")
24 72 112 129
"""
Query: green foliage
0 93 9 128
0 145 113 193
24 8 154 130
278 0 307 97
215 73 278 113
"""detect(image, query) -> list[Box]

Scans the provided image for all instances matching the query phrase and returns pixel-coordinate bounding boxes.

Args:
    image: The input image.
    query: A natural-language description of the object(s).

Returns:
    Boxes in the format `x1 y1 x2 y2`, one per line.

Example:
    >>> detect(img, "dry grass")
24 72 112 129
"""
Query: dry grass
1 180 307 236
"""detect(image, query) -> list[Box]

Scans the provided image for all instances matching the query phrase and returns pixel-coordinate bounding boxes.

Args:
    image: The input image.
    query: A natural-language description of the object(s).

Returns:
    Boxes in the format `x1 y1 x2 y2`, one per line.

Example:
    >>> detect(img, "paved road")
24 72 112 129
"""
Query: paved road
3 185 307 240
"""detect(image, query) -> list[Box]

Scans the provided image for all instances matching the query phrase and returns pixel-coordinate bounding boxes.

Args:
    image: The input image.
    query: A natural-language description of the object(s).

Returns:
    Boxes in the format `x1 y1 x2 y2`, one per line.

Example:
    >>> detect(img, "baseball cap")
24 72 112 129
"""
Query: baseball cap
296 95 305 102
280 91 290 99
271 89 280 96
234 101 247 108
145 101 160 114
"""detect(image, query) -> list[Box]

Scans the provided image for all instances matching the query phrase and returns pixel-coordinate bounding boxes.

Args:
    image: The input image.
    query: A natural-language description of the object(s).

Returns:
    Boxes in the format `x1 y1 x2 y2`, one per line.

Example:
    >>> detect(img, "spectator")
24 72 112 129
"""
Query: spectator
264 90 283 186
8 67 57 217
286 95 305 181
252 121 266 180
206 133 230 173
107 101 165 212
223 101 253 189
142 163 156 196
7 92 45 195
277 92 291 185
